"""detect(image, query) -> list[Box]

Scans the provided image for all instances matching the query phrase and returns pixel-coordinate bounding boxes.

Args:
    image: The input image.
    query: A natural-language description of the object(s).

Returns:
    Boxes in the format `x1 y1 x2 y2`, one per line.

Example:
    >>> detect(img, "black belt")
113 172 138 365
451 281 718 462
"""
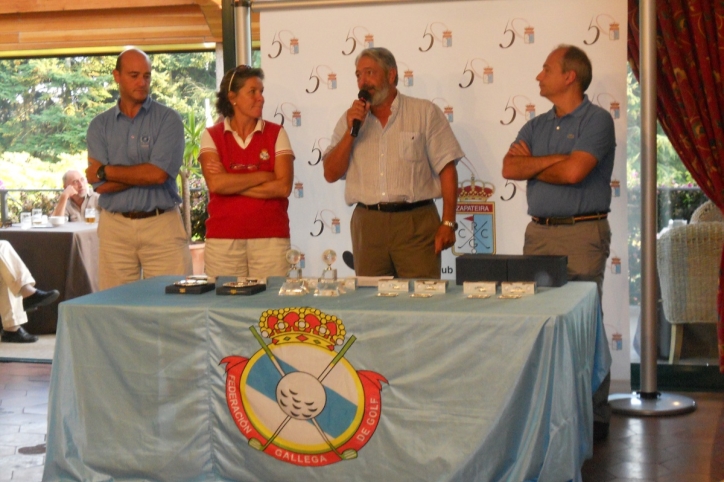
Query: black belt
118 208 167 220
532 212 608 226
357 199 433 213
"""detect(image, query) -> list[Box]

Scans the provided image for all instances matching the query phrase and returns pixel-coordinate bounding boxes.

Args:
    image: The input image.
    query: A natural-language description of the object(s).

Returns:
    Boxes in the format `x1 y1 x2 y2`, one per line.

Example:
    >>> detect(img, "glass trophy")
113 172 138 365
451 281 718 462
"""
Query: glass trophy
314 249 343 297
279 249 308 296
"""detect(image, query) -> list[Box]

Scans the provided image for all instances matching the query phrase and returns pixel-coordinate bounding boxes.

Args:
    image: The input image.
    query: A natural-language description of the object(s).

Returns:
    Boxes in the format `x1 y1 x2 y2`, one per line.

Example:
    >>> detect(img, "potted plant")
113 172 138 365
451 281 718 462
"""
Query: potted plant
181 112 207 274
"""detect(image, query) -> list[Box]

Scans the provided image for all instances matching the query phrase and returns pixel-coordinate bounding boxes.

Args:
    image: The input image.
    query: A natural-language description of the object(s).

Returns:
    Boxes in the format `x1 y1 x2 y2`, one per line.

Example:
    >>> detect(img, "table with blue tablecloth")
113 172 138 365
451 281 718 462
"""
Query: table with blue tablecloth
44 277 610 482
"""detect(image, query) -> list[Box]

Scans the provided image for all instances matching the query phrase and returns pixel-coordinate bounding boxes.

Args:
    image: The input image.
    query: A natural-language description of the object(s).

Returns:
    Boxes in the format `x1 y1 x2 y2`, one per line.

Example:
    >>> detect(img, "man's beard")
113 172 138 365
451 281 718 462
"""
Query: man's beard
368 83 390 107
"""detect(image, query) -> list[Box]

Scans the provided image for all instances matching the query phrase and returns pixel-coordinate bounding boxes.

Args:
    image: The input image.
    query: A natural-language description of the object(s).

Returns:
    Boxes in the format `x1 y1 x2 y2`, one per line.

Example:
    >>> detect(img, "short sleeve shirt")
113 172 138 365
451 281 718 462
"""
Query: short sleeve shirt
86 96 185 212
514 95 616 218
324 93 464 205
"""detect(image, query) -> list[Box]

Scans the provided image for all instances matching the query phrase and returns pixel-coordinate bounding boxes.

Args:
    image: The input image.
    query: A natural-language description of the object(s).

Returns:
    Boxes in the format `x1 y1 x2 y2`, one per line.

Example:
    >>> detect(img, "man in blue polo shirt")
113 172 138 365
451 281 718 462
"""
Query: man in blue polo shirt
502 44 615 441
86 48 191 290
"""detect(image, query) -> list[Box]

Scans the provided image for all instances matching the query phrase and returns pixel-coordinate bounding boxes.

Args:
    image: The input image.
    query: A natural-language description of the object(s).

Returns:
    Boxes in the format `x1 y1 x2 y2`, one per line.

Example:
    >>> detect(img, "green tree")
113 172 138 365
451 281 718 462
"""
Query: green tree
0 52 217 162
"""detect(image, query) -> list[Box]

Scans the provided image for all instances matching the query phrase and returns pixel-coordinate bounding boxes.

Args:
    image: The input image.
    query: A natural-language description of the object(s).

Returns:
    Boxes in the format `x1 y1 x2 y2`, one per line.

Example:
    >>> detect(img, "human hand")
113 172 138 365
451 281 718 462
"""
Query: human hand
507 140 531 157
434 224 456 254
345 98 370 132
62 184 78 199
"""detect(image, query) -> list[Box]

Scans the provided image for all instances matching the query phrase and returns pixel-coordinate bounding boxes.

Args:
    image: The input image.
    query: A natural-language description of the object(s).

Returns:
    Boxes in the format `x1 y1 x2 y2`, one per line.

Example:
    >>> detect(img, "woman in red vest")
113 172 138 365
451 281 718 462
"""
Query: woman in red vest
199 65 295 280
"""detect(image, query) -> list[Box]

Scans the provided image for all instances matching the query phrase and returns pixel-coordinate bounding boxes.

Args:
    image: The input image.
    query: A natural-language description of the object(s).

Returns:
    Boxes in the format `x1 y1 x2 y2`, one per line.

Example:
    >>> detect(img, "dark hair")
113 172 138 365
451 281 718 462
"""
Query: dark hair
215 65 265 118
356 47 398 86
557 44 592 93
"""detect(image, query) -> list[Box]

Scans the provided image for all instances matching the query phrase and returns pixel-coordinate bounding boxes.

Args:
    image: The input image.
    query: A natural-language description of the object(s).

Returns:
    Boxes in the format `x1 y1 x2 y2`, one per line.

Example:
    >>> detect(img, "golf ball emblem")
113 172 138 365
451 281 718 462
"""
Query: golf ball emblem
222 307 388 466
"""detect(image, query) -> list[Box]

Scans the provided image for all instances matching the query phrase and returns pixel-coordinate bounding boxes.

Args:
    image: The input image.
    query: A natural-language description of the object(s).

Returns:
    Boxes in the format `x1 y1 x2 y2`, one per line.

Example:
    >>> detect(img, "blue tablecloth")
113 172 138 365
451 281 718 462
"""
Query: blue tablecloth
44 277 610 482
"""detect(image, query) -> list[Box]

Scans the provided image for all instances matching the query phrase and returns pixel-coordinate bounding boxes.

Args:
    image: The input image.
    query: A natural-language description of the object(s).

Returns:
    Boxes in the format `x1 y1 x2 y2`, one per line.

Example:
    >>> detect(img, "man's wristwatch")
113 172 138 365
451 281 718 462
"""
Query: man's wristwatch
442 220 458 230
96 165 107 181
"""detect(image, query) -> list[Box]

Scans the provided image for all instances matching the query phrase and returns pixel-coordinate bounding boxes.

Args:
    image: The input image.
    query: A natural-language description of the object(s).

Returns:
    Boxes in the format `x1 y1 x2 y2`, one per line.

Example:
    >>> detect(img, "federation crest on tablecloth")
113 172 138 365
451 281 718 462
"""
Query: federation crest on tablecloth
221 307 387 466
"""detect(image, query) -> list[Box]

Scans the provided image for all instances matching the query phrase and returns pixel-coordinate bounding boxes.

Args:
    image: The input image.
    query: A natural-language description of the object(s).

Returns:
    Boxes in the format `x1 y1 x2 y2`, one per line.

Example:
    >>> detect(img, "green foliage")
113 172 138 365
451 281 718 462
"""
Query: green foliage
626 65 703 304
626 68 696 189
180 110 207 240
0 52 217 162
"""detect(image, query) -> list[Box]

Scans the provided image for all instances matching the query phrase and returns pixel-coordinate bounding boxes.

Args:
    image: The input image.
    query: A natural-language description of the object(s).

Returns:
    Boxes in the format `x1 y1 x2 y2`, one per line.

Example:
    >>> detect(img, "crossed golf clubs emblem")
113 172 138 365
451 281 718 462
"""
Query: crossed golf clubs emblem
457 217 491 252
247 325 359 460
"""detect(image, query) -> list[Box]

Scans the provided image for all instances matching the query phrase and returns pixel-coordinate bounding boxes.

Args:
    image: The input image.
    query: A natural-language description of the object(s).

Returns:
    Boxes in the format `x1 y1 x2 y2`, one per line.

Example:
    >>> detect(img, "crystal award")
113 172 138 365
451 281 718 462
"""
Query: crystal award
279 249 308 296
314 249 342 296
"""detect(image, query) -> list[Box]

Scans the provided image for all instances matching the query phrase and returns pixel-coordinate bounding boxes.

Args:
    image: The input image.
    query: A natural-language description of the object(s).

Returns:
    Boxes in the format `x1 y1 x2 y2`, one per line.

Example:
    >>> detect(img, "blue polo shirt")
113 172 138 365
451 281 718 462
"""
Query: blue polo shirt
514 95 616 218
87 96 184 212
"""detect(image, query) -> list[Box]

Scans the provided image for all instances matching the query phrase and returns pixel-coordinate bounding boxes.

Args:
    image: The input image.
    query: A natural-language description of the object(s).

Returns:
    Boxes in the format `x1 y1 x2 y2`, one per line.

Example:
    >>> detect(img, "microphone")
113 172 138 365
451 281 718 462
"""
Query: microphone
350 90 371 138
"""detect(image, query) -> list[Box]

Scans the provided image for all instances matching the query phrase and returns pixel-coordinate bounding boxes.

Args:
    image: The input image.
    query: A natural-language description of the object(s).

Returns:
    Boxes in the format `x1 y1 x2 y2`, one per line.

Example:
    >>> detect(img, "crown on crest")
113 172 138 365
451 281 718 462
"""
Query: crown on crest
458 176 495 201
259 307 346 350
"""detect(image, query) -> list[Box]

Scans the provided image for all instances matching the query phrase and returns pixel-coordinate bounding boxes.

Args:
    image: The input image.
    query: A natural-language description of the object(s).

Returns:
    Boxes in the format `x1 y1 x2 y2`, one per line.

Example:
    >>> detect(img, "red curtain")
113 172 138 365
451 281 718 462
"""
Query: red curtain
627 0 724 372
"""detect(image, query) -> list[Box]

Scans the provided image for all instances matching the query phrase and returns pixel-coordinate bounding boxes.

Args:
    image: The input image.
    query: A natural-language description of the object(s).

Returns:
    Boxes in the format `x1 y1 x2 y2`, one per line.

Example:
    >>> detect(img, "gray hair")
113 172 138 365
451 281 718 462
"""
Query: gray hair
356 47 398 86
556 44 592 93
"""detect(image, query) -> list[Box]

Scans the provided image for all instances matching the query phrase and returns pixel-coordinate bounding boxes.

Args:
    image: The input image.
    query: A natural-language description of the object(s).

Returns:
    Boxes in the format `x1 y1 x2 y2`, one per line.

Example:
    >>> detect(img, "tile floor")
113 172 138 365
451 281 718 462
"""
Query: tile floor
1 362 723 481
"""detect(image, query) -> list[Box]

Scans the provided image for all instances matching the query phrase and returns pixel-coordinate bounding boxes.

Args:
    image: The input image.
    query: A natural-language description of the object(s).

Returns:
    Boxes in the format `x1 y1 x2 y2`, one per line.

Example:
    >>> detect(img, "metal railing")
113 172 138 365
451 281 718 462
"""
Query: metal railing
0 189 62 224
0 187 208 224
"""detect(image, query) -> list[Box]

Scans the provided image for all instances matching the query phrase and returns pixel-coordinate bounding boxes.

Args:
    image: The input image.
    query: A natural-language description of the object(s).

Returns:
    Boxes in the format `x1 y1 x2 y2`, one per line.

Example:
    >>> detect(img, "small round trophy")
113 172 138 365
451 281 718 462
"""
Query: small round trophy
315 249 342 297
321 249 337 281
279 249 307 296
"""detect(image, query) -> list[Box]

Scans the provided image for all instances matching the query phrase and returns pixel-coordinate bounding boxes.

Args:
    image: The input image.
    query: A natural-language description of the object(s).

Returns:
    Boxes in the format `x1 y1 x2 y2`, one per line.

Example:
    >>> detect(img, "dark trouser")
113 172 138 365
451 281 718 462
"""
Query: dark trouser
350 203 441 279
524 218 612 424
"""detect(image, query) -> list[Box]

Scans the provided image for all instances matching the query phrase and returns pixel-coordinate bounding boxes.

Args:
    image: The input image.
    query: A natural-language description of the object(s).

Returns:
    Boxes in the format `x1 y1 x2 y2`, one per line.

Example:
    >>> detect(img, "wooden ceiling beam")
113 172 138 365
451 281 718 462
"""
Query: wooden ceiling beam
0 0 224 54
0 0 221 15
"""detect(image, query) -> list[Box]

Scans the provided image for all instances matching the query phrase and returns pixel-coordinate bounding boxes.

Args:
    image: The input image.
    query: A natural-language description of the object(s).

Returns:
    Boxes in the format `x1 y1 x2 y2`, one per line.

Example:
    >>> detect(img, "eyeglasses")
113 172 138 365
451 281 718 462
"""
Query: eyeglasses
228 65 251 93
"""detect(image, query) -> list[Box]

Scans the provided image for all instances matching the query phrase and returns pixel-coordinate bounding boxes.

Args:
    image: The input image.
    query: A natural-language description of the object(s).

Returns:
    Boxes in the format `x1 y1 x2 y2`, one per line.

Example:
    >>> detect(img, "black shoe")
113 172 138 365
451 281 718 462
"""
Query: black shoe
593 421 609 442
23 289 59 312
1 326 38 343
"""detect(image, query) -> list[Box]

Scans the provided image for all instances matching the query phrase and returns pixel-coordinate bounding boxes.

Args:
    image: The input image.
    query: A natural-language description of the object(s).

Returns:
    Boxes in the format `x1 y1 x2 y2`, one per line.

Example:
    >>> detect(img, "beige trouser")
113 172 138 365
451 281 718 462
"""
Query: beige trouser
204 237 290 280
524 218 612 424
351 203 441 279
0 240 34 330
98 208 192 290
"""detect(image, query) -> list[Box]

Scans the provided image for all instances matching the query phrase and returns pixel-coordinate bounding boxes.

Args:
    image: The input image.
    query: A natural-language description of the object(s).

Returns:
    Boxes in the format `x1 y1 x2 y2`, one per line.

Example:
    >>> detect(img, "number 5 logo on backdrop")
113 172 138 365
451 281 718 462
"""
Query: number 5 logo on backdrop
498 18 535 49
310 210 341 238
268 30 299 59
342 26 374 56
418 22 453 52
583 14 620 45
458 58 494 89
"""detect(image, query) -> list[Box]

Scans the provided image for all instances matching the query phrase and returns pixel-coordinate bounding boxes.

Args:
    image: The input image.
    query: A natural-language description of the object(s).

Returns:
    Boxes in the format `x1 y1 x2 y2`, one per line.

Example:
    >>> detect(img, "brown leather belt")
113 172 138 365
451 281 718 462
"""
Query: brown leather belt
532 212 608 226
118 208 167 220
357 199 433 213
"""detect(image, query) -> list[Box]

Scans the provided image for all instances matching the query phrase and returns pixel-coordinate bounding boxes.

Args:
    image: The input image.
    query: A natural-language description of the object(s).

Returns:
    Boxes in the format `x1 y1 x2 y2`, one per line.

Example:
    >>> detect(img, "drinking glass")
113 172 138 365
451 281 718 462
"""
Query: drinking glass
32 208 43 226
85 208 97 224
20 212 32 229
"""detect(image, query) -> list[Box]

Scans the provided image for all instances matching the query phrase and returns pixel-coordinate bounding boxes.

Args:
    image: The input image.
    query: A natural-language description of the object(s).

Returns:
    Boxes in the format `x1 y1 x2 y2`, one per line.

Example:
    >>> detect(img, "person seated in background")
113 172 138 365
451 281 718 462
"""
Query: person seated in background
53 169 100 222
0 240 59 343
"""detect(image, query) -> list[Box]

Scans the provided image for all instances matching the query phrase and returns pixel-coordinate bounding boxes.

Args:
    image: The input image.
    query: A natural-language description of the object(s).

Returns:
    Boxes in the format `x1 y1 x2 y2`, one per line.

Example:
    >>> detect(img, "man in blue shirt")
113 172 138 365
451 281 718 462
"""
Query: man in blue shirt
502 44 615 441
86 48 191 290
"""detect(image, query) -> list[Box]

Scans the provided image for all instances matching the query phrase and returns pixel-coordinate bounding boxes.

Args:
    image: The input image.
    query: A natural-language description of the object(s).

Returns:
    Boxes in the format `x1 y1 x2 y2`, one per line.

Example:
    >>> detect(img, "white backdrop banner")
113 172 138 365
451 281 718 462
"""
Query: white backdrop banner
259 0 629 379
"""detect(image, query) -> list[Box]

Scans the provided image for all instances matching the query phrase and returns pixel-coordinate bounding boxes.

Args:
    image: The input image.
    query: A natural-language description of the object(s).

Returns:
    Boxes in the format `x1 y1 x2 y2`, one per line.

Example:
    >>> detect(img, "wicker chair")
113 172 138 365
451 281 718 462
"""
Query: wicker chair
656 220 724 363
690 200 724 223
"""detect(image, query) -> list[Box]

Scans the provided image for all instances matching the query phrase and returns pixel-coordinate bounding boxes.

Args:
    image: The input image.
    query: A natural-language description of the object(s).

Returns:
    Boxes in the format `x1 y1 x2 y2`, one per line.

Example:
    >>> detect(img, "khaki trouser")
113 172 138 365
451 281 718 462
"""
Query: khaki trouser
0 240 34 330
524 218 612 424
351 203 441 279
204 237 291 280
98 208 192 290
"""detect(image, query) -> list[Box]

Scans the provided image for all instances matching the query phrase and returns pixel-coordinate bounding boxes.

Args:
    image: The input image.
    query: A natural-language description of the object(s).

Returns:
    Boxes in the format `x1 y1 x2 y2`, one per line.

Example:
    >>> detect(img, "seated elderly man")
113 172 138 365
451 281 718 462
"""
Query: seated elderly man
0 241 59 343
53 169 100 222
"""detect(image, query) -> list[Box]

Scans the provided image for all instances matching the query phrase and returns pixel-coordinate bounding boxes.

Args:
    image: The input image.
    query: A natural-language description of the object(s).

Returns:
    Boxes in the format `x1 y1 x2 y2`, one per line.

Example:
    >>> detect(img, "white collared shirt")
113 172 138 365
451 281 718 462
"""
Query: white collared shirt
325 93 464 205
